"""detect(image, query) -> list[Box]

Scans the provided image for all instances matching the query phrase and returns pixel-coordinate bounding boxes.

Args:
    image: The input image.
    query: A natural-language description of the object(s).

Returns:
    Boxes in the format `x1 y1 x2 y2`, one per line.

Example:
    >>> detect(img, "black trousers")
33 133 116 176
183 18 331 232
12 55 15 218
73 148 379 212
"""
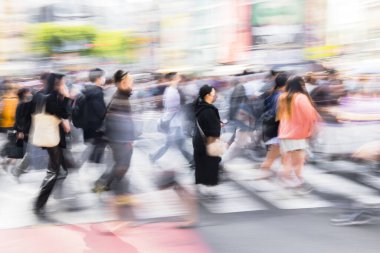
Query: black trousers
95 142 133 195
35 146 65 210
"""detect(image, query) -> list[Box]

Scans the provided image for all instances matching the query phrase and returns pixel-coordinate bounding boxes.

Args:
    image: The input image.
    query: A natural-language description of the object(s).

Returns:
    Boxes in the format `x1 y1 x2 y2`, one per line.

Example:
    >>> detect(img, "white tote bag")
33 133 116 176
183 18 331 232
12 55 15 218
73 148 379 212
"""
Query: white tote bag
196 120 226 157
30 103 61 148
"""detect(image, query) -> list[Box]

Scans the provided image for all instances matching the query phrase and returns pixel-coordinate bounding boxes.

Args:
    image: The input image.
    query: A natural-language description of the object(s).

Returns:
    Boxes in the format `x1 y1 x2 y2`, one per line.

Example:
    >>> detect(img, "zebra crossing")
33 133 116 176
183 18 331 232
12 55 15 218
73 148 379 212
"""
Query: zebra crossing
1 135 379 229
134 132 380 215
126 149 380 219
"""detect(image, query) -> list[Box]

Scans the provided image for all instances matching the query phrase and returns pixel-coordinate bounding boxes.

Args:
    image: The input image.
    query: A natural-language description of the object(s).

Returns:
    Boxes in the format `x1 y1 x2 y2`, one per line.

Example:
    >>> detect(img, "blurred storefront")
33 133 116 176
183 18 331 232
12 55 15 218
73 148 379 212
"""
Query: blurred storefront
1 0 380 74
250 0 305 65
157 0 252 71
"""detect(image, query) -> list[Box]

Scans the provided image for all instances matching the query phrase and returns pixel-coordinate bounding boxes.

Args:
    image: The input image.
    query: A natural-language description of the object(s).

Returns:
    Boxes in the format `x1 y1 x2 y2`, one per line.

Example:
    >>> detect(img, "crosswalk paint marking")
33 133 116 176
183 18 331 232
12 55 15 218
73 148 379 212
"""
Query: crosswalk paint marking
239 180 332 209
304 167 380 206
131 190 188 220
199 182 267 213
226 165 333 209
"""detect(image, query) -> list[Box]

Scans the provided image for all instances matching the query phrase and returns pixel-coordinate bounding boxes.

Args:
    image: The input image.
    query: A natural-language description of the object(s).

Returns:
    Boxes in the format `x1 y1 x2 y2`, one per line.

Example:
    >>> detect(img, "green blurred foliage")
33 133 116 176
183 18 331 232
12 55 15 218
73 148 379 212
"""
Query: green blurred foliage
90 31 140 61
28 23 145 61
28 23 97 55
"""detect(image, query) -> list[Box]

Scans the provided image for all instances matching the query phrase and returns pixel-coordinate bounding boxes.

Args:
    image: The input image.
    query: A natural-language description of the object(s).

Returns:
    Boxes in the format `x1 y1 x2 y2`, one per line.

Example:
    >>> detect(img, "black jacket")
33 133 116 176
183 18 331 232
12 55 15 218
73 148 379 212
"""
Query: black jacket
192 101 221 153
14 101 32 134
82 85 107 140
29 91 72 148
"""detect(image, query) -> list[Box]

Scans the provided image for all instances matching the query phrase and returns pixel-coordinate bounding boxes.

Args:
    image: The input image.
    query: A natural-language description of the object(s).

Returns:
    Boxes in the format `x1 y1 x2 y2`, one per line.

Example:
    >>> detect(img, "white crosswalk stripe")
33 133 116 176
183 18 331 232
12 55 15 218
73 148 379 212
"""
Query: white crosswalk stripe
304 166 380 206
1 136 380 228
226 162 332 210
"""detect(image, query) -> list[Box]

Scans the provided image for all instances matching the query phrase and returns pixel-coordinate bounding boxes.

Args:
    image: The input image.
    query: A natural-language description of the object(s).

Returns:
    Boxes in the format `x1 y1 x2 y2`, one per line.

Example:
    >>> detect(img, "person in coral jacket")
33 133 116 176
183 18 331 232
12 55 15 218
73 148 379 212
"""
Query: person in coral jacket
277 75 320 190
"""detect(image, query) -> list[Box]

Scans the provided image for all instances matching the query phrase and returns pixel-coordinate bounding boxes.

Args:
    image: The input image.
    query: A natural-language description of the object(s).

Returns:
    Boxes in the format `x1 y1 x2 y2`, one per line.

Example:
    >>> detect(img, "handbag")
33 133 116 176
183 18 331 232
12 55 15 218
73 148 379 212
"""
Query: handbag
196 120 226 157
0 130 24 159
157 112 176 133
29 102 61 148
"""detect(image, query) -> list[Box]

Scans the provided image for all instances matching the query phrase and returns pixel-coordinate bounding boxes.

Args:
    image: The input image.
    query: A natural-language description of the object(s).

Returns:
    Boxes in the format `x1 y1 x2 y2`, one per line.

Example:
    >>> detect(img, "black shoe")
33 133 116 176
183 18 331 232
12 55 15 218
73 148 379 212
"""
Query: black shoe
33 207 46 218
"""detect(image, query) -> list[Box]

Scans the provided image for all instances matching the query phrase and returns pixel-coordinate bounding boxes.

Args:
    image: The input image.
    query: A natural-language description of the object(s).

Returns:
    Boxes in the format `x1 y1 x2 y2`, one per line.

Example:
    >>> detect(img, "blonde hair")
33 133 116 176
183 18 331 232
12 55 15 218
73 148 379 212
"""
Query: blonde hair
276 75 315 120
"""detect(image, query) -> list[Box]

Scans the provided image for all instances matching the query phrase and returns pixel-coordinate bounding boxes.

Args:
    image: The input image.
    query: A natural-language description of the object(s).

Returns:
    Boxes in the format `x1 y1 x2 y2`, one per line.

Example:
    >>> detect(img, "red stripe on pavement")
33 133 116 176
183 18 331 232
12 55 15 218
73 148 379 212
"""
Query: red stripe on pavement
0 222 212 253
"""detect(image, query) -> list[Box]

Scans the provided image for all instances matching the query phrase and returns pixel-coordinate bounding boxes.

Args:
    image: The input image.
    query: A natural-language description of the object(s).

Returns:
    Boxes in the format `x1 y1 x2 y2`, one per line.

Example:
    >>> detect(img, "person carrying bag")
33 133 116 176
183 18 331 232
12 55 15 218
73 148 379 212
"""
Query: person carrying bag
29 97 61 148
196 120 226 157
28 73 72 216
193 85 224 196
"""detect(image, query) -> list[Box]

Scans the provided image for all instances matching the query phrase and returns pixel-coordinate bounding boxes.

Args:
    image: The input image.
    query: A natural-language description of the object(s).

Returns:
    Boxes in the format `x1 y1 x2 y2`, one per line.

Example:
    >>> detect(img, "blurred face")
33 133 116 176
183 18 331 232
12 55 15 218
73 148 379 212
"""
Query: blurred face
119 75 133 93
174 74 182 84
100 76 106 86
55 77 65 91
24 91 32 102
205 88 217 104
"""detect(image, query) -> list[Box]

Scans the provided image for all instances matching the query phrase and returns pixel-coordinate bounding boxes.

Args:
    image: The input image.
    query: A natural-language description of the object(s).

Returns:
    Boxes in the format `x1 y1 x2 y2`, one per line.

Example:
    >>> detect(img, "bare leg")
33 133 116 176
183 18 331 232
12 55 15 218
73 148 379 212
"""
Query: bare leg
291 150 306 183
174 185 197 227
280 151 293 180
261 144 280 170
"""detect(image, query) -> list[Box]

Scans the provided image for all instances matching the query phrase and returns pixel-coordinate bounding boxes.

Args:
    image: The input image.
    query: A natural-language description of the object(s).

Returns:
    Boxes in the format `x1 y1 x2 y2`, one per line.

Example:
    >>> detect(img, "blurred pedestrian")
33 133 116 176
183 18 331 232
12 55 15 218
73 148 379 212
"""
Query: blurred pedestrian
193 85 223 196
222 80 255 165
256 72 288 180
92 70 135 204
72 68 107 165
150 72 193 167
10 88 33 177
259 69 278 93
0 80 18 133
277 76 319 190
331 140 380 225
0 81 19 172
29 73 72 216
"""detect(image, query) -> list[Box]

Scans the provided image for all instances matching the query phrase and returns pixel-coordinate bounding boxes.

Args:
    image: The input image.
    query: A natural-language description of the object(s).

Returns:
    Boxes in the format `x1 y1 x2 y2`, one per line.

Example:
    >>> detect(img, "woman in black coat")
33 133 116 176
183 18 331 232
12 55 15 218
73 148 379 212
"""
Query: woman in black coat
28 73 72 215
193 85 222 194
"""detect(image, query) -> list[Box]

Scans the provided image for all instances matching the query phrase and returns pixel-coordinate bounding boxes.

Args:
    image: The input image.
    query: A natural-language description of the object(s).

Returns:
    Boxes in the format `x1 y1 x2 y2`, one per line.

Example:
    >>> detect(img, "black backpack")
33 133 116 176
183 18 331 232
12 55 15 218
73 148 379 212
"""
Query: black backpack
72 92 88 129
259 92 279 142
181 102 196 137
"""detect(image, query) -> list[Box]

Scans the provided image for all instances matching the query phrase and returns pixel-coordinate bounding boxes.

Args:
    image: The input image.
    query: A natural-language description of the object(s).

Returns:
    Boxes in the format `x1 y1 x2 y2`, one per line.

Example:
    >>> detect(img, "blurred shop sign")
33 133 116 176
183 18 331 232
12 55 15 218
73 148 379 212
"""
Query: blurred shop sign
251 0 304 47
250 48 304 65
304 45 341 60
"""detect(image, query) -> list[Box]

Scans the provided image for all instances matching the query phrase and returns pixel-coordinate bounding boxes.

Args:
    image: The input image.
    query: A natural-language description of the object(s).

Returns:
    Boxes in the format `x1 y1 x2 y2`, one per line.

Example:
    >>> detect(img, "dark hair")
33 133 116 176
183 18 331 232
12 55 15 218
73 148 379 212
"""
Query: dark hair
89 68 105 83
40 72 50 81
1 79 12 91
199 84 213 100
45 73 65 94
284 75 314 116
273 72 288 91
113 70 129 84
193 84 214 107
105 77 114 85
327 69 337 75
165 72 178 81
17 88 30 100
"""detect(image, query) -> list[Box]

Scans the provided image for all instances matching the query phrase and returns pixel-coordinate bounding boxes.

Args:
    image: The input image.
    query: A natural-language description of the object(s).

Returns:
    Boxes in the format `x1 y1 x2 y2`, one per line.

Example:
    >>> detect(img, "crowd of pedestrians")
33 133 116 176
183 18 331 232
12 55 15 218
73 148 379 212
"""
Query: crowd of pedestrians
0 66 379 227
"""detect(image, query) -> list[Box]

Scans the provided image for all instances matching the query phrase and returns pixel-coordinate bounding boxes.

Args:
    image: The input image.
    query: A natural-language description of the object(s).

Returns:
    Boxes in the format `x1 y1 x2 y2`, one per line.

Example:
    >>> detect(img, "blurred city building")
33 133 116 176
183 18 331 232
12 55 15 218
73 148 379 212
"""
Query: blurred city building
0 0 380 75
